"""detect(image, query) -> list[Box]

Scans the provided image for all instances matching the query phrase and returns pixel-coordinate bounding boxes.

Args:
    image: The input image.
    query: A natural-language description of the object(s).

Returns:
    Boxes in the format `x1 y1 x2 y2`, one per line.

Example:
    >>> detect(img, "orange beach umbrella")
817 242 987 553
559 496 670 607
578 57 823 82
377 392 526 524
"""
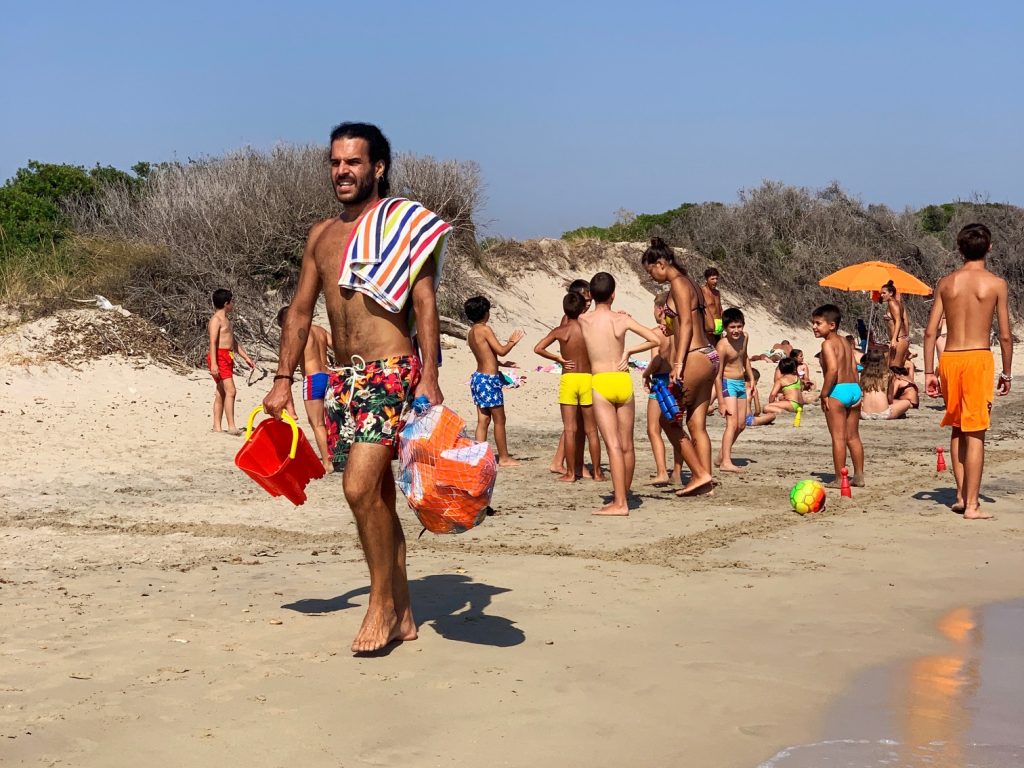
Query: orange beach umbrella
818 260 932 296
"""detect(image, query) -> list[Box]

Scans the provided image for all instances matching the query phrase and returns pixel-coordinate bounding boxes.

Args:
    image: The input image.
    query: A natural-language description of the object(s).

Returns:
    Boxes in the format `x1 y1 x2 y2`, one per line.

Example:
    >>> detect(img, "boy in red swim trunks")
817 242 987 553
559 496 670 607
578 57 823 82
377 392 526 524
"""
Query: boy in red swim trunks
923 223 1013 520
207 288 255 435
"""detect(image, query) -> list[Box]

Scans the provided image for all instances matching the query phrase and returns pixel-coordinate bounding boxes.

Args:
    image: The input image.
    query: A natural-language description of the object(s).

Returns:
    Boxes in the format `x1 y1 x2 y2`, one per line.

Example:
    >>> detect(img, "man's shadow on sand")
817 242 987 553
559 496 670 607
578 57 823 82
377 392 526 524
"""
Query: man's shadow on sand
282 574 525 649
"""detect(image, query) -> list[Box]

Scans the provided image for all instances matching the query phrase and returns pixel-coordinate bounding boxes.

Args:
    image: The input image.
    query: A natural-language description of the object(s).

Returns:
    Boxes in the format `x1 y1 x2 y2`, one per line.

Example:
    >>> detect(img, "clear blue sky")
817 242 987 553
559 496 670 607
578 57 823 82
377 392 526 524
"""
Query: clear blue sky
2 1 1022 238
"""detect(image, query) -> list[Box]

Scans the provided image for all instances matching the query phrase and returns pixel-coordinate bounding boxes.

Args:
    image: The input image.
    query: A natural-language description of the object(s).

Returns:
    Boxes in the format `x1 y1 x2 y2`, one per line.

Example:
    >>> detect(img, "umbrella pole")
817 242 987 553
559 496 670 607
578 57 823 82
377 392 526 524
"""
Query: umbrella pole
865 301 874 351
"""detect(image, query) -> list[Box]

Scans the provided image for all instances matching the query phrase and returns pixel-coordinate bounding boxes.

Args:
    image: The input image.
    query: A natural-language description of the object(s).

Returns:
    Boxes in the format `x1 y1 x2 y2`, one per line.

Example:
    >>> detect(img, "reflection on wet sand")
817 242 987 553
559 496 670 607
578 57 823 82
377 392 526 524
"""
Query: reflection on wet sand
756 599 1024 767
898 606 979 766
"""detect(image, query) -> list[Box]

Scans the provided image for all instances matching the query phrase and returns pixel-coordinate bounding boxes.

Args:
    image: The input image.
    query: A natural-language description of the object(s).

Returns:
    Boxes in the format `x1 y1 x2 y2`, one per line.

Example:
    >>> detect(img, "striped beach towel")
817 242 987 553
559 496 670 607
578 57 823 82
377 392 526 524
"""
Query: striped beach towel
339 197 452 313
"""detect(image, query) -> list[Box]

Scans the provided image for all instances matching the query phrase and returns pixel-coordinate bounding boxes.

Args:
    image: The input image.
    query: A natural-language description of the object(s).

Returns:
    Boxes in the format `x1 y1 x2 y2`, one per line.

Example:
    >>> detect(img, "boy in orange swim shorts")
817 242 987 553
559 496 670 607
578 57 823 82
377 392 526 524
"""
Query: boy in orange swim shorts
923 224 1012 520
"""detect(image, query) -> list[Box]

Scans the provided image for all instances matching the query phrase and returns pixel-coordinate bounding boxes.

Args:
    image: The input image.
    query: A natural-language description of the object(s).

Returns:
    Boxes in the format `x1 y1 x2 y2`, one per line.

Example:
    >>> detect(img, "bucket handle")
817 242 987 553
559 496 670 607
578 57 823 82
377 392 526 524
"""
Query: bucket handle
245 406 300 460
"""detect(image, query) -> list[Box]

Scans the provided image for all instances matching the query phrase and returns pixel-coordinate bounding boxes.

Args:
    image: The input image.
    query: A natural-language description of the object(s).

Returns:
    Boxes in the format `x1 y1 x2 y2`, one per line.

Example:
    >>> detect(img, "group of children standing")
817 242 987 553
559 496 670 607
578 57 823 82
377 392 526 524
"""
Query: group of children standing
209 224 1009 522
463 237 875 515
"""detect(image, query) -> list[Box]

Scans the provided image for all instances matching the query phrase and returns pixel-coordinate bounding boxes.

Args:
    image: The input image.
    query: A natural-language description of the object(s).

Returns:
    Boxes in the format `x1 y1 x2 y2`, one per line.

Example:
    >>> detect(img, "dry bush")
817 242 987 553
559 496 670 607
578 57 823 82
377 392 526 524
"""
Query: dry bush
651 181 1019 336
71 145 484 362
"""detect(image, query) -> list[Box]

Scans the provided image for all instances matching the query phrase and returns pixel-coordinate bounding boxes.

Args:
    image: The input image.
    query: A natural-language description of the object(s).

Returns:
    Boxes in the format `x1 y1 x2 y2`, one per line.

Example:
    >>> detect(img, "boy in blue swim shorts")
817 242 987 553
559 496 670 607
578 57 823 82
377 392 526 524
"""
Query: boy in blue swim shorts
813 304 865 487
277 306 334 472
714 307 755 472
465 296 525 467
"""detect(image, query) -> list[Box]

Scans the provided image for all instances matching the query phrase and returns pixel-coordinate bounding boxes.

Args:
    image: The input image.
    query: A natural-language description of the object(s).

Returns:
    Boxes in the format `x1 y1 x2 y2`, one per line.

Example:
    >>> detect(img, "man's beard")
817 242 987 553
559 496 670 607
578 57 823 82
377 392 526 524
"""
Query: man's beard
335 173 377 205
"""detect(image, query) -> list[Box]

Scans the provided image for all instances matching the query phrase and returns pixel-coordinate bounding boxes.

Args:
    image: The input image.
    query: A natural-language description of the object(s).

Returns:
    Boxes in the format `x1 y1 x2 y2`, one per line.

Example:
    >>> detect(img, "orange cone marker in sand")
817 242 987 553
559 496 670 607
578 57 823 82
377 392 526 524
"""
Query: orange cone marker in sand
936 446 947 473
840 467 852 498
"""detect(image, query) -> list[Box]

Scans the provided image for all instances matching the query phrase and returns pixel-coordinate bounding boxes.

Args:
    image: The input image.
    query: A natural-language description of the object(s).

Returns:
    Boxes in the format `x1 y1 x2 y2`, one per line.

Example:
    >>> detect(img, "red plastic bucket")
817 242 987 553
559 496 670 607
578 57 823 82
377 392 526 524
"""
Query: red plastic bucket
235 407 326 505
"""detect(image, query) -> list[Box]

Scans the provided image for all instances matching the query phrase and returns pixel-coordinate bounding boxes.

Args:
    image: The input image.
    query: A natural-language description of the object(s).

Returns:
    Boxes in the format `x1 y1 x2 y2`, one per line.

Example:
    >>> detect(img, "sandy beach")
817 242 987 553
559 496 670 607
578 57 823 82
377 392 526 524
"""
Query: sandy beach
2 258 1023 767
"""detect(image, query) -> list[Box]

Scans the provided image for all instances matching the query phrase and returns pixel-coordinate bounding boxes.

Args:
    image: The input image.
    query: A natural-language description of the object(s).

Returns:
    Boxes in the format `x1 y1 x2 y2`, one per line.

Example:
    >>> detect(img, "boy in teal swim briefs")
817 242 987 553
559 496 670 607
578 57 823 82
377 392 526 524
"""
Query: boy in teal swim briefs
813 304 865 487
714 307 755 473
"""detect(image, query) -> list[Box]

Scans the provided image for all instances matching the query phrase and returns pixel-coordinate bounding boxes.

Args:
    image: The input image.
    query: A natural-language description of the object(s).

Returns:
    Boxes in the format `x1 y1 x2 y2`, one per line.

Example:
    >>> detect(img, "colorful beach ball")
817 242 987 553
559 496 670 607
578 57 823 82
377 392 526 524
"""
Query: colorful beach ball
790 479 826 515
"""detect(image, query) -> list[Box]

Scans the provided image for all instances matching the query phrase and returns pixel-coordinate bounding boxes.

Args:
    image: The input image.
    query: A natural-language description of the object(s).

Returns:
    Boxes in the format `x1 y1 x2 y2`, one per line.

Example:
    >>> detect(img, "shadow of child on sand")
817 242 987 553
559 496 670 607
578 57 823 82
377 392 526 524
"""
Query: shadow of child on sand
913 487 995 507
282 573 525 648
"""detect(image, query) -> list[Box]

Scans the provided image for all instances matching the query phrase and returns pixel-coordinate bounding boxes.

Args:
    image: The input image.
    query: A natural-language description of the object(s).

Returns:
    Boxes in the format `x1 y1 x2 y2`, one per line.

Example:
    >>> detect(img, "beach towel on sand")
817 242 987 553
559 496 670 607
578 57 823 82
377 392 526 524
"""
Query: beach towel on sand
339 197 452 314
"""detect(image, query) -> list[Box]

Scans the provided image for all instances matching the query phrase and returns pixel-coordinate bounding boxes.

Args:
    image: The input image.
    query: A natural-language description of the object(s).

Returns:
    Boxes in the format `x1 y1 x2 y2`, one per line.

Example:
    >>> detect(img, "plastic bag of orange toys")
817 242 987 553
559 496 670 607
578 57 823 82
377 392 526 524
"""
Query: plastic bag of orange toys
397 397 497 534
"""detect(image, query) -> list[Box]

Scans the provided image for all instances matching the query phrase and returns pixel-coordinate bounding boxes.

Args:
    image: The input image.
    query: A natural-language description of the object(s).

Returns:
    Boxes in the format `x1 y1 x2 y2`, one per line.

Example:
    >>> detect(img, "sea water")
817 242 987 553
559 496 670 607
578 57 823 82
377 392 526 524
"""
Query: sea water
756 599 1024 768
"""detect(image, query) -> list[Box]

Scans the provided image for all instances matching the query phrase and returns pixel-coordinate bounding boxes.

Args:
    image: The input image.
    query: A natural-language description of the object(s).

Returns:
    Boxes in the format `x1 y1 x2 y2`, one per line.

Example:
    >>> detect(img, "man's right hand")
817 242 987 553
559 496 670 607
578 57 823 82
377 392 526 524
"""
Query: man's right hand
925 373 941 398
263 379 297 420
209 366 220 381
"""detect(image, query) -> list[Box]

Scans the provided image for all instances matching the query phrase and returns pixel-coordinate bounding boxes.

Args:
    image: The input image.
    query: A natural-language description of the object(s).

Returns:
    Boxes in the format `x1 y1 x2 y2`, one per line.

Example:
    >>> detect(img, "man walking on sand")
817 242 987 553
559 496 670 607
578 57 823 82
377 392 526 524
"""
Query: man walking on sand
264 122 450 652
923 223 1012 520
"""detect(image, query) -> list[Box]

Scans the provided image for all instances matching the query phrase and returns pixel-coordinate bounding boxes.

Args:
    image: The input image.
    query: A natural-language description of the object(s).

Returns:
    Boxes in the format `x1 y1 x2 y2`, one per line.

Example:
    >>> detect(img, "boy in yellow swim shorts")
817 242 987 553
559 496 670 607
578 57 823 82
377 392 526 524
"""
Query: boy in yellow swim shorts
578 272 662 515
534 292 602 482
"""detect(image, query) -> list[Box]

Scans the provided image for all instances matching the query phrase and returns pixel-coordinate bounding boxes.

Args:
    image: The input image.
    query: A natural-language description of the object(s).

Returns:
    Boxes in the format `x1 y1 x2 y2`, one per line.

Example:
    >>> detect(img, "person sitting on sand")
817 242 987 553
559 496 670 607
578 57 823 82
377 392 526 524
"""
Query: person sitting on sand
790 349 817 391
577 272 662 515
465 295 524 468
859 348 913 421
207 288 256 435
747 368 777 426
276 306 334 472
888 366 919 410
764 357 804 415
714 307 755 473
641 291 685 486
641 237 718 497
548 279 601 479
751 340 792 363
534 291 603 483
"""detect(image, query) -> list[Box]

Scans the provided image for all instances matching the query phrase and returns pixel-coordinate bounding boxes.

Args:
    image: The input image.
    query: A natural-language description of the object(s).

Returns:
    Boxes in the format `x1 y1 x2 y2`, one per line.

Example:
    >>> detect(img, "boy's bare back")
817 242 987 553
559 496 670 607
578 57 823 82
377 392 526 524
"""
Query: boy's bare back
557 319 592 374
936 267 1007 350
208 312 235 350
468 324 501 374
301 325 331 375
579 311 630 373
821 334 857 384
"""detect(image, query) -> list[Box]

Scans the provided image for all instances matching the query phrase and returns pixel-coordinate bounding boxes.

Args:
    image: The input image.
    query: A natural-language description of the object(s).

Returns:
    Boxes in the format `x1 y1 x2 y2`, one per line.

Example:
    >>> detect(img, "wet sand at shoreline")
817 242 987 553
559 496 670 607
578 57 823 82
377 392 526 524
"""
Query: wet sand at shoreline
757 599 1024 767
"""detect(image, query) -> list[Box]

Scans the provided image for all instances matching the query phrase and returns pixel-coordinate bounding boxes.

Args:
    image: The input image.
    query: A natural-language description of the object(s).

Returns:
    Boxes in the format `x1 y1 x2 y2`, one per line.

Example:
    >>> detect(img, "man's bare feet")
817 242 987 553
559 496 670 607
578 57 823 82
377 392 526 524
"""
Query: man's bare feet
498 458 521 467
951 498 966 513
852 474 865 487
351 604 417 654
719 462 744 473
549 465 565 475
557 471 576 483
963 505 994 520
590 471 607 481
592 500 629 516
676 476 714 497
649 473 671 485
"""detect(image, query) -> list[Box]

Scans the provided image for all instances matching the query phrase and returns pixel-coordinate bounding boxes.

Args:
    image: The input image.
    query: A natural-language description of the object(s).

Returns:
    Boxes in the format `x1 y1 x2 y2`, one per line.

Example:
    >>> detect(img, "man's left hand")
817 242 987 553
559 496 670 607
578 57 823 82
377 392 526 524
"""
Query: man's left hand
415 374 444 406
